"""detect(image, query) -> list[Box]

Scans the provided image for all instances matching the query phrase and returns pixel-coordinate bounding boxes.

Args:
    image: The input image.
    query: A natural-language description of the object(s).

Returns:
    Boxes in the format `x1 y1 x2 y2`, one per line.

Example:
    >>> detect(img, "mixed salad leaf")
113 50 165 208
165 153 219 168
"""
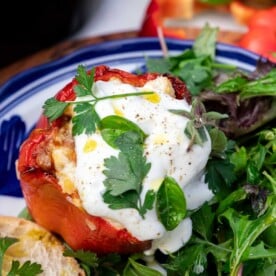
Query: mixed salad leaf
145 25 276 276
2 24 275 275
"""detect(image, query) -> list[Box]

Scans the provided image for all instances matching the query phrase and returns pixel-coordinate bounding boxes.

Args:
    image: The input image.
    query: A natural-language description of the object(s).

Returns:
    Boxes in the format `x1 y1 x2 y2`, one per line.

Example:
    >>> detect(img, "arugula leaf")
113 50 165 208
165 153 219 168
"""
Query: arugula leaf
156 176 186 231
42 97 69 122
220 196 276 276
216 76 248 93
243 242 276 261
240 69 276 100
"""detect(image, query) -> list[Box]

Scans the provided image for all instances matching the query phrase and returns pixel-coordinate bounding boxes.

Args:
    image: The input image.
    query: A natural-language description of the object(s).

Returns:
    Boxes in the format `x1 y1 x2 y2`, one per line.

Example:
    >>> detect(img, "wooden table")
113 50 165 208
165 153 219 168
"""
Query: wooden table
0 29 243 86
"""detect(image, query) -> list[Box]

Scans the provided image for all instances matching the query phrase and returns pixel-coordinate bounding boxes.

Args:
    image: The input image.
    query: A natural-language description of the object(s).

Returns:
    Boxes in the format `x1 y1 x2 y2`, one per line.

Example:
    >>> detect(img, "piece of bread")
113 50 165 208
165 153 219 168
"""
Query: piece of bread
0 216 85 276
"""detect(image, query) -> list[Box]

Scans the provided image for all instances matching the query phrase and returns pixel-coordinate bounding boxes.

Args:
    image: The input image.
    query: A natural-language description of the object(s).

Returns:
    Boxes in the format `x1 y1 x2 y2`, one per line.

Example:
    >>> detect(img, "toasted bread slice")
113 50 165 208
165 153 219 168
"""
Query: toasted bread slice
0 216 85 276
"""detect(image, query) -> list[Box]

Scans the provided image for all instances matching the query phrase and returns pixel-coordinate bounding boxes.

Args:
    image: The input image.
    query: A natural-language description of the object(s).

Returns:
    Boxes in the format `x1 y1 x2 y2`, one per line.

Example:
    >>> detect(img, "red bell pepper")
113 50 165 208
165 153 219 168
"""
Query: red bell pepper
17 65 190 254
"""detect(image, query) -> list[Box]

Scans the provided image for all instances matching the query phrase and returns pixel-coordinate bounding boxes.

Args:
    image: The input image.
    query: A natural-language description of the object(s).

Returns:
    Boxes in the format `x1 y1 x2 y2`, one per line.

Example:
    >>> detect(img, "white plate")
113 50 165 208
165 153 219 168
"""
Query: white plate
0 37 260 216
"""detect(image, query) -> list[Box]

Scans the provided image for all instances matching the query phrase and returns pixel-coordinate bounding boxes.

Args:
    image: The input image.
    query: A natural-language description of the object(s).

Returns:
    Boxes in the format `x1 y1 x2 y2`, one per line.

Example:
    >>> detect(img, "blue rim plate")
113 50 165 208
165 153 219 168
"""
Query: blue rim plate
0 37 260 215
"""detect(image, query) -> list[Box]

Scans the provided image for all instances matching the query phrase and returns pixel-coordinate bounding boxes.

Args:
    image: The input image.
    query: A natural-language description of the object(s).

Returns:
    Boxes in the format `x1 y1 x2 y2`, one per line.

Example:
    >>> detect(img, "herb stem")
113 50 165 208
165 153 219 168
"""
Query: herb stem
194 237 232 253
67 91 154 104
97 91 154 101
211 62 236 70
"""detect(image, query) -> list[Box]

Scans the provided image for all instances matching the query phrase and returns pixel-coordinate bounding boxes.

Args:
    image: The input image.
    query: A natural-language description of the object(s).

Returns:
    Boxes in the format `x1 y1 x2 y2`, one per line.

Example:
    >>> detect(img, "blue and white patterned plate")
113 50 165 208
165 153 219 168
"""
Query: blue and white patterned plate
0 37 260 215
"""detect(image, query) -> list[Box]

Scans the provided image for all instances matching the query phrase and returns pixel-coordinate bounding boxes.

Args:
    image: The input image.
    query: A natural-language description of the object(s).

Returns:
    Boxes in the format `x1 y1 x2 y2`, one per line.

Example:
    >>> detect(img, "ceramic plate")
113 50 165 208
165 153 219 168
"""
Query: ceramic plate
0 37 260 216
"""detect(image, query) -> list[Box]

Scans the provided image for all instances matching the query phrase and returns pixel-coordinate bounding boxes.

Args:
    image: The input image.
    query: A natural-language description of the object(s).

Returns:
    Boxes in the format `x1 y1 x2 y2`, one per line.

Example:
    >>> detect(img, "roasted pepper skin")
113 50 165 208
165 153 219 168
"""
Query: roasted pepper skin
17 65 190 254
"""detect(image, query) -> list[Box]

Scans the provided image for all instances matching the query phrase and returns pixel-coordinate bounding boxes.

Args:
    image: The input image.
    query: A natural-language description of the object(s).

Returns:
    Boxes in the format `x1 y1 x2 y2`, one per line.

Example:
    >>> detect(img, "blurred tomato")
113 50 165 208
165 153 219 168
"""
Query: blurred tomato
238 7 276 62
238 27 276 62
248 7 276 29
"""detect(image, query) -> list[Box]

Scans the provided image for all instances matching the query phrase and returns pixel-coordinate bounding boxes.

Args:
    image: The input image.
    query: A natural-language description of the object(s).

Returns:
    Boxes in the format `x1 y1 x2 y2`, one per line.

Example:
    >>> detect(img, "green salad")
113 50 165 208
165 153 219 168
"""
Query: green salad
1 25 275 276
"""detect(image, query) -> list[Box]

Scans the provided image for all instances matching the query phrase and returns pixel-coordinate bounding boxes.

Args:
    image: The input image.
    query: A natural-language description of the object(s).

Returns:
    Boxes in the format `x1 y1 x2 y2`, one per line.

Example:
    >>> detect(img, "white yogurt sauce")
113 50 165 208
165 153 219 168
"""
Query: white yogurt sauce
72 76 212 253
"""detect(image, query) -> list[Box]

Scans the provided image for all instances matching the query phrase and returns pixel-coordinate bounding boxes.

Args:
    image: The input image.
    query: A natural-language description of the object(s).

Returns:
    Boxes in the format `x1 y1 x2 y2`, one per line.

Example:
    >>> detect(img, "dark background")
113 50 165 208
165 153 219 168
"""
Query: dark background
0 0 93 68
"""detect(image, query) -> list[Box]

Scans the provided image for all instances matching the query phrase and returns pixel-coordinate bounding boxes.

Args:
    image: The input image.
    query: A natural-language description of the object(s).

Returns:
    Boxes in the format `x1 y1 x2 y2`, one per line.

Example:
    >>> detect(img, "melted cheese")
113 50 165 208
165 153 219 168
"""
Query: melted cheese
65 76 212 254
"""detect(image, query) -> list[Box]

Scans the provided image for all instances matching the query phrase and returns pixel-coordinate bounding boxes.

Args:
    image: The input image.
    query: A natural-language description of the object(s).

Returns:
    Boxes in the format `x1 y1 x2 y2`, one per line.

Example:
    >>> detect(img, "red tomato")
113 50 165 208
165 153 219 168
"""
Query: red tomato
248 7 276 29
238 27 276 62
234 4 276 62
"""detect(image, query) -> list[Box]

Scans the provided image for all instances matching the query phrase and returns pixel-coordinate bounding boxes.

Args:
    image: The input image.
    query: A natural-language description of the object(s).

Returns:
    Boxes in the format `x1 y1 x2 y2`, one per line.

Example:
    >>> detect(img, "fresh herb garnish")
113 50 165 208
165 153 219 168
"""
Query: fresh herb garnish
170 98 228 150
146 24 234 96
102 116 153 218
99 115 147 148
156 176 187 231
43 65 154 135
0 237 43 276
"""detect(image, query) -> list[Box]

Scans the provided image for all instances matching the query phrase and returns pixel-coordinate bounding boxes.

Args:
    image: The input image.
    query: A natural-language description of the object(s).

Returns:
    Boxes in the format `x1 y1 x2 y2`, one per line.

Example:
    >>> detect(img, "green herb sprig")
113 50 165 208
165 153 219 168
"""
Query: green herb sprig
170 98 228 151
43 65 154 136
100 115 154 218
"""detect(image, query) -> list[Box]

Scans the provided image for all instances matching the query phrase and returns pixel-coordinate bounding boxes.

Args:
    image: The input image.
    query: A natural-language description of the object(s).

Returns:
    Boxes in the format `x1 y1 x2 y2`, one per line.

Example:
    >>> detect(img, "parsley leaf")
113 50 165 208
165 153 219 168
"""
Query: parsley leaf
0 237 18 271
103 131 150 195
103 190 140 210
103 128 152 218
42 97 69 122
7 260 43 276
63 247 99 268
43 65 154 136
0 237 43 276
72 102 100 135
74 65 94 96
64 247 122 275
220 197 276 275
